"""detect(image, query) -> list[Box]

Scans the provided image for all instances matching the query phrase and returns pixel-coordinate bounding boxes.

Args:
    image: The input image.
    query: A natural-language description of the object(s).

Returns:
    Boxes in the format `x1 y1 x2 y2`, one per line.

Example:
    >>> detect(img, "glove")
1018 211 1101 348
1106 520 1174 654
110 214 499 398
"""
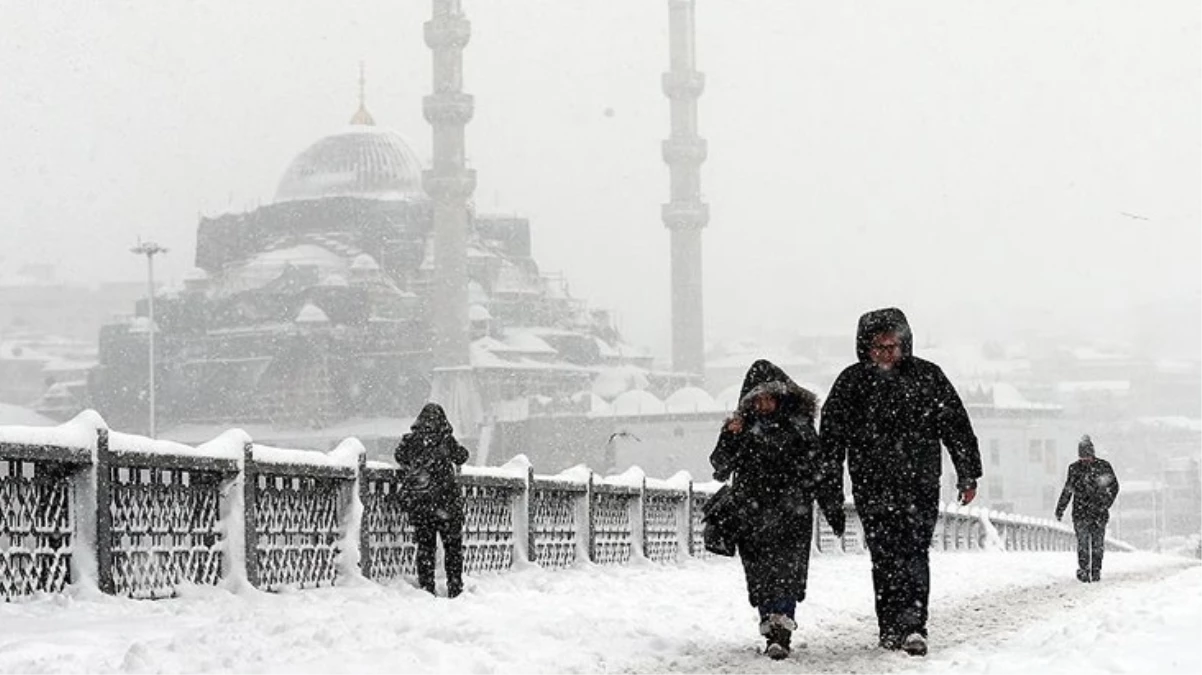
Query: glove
957 477 977 506
1055 512 1063 522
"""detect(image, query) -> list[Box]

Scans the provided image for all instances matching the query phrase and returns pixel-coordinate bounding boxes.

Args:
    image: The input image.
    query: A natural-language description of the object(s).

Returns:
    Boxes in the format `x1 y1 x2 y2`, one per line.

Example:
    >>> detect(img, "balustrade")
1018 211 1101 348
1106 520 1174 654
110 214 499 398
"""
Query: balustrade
0 414 1135 602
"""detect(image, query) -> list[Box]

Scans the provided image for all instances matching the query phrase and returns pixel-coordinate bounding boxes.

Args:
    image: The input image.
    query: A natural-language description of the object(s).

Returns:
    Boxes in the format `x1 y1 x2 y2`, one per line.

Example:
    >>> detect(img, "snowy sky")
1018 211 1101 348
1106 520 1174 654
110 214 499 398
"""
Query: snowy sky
0 0 1198 358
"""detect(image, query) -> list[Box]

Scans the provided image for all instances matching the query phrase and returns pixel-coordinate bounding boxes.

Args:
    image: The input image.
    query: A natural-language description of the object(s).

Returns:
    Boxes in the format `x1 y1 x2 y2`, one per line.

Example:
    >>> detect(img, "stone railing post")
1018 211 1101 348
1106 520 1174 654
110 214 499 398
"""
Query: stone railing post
633 476 647 560
684 480 695 557
242 442 259 589
579 471 594 564
524 465 536 563
94 428 114 595
356 452 370 578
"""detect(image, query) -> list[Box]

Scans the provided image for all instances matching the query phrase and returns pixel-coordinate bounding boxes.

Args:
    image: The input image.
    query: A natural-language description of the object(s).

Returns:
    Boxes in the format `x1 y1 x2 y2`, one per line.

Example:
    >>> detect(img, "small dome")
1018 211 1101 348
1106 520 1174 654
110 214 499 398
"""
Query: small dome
350 254 380 271
612 390 665 416
295 303 329 324
664 387 718 413
715 384 742 411
274 127 424 203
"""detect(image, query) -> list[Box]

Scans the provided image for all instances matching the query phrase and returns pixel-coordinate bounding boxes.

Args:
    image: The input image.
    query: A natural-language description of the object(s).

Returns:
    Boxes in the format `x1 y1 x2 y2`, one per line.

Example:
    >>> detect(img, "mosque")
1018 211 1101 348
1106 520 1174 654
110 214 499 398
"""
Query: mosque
88 1 712 460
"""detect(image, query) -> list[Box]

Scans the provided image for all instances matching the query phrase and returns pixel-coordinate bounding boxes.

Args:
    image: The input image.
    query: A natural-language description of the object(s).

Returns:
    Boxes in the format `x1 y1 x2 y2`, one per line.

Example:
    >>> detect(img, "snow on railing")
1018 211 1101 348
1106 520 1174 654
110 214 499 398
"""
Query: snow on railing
0 411 1133 601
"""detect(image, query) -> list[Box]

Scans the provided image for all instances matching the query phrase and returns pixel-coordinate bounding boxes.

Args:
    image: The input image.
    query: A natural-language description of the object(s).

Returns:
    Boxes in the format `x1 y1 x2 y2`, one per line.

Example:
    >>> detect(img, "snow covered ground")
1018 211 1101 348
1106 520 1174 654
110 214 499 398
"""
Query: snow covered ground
0 551 1197 674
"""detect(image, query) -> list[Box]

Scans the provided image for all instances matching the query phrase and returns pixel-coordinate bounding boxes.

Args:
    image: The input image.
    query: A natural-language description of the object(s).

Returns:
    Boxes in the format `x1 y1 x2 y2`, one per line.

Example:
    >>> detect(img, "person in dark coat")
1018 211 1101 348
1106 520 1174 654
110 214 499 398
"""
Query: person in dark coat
1055 435 1120 583
820 308 982 656
709 359 846 660
394 402 470 597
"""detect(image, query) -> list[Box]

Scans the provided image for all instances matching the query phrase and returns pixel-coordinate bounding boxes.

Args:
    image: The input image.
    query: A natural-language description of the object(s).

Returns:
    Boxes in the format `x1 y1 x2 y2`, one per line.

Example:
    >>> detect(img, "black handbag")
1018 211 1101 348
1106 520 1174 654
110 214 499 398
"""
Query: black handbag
701 483 741 557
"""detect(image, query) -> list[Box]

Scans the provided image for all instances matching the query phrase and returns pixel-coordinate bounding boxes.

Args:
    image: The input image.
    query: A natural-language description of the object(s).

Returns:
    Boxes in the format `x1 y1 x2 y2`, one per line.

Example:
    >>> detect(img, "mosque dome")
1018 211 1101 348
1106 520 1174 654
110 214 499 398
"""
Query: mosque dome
274 103 424 203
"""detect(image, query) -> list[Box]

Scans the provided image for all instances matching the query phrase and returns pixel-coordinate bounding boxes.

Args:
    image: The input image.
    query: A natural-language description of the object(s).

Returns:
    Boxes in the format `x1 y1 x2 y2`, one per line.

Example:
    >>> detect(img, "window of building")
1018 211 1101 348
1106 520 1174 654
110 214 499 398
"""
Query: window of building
988 477 1004 500
1028 439 1041 464
1044 440 1059 474
1042 485 1056 510
990 439 1001 467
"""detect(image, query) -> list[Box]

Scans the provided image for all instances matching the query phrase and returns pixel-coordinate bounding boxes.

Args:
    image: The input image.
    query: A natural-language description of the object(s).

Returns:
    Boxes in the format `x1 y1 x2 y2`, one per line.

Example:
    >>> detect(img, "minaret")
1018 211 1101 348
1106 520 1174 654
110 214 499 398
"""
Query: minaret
662 0 708 376
423 0 475 367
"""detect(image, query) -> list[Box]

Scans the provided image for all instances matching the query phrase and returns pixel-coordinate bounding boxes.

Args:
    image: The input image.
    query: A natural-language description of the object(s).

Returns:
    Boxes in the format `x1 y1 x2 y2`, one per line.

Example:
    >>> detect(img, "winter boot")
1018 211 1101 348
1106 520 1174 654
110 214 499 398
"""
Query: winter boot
1076 568 1090 583
1090 571 1101 582
900 632 928 657
759 614 795 660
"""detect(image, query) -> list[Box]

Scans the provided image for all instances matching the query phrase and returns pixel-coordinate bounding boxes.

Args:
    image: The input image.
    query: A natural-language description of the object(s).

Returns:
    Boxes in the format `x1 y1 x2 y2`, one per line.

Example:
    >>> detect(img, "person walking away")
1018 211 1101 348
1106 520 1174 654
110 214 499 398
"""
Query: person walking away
1055 435 1120 582
820 308 982 657
709 359 846 660
394 402 470 597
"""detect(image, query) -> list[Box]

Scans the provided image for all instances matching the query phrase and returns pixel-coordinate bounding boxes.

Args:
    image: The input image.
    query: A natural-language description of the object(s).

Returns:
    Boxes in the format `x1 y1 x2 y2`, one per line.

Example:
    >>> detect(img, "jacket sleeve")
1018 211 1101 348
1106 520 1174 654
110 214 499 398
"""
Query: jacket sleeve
1103 462 1120 509
394 437 412 469
447 437 470 466
709 428 741 482
817 370 853 480
1055 465 1074 518
932 366 982 483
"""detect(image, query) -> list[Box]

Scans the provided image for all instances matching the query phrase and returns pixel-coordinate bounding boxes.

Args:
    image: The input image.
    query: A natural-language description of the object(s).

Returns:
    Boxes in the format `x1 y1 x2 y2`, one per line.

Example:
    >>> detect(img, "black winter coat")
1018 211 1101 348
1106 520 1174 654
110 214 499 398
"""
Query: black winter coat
1055 458 1120 524
394 403 470 521
820 308 982 514
709 360 844 607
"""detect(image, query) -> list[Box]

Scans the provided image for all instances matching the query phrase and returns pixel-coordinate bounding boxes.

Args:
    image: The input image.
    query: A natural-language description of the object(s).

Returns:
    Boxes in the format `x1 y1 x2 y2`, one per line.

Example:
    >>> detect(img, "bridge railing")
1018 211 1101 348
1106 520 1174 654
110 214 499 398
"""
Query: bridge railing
0 411 1133 601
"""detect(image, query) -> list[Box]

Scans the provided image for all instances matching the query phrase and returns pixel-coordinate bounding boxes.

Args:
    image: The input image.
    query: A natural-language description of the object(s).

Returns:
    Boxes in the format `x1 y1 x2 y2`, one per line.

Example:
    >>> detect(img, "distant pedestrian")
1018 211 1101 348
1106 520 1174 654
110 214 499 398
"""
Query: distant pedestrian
820 308 982 656
394 402 470 597
709 359 846 660
1055 435 1120 582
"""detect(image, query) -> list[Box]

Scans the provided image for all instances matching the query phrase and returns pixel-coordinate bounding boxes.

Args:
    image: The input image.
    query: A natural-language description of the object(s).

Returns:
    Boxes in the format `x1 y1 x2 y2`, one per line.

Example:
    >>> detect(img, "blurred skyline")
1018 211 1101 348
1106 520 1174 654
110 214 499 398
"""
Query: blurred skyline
1 0 1198 361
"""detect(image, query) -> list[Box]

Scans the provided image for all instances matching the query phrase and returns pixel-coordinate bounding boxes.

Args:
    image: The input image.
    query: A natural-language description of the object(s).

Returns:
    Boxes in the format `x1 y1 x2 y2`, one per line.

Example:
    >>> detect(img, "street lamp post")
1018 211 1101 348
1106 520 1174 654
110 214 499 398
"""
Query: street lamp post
130 240 167 438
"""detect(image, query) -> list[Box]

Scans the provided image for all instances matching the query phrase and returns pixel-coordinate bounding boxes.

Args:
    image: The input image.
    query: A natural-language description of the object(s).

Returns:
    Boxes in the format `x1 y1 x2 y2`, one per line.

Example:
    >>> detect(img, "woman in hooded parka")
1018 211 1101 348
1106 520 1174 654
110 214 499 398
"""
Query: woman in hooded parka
394 402 470 597
709 360 846 659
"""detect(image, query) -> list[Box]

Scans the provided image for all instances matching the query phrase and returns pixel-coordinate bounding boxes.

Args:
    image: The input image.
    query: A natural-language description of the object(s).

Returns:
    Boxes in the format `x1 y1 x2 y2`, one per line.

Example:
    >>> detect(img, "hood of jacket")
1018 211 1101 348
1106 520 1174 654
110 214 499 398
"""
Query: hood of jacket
736 359 818 419
855 307 914 364
411 402 453 438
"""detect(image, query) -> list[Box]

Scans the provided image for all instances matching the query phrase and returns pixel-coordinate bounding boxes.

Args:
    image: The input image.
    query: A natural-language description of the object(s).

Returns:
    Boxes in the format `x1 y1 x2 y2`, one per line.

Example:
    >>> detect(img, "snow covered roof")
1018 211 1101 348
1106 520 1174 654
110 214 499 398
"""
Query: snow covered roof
594 338 620 359
1136 416 1202 433
984 383 1060 411
502 332 558 355
592 365 651 400
469 304 492 322
1056 381 1131 394
0 403 57 427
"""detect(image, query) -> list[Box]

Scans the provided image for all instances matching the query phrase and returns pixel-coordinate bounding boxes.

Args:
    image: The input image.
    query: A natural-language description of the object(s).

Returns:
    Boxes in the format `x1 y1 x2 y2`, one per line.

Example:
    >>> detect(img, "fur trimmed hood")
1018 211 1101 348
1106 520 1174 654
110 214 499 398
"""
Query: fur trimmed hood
736 359 819 419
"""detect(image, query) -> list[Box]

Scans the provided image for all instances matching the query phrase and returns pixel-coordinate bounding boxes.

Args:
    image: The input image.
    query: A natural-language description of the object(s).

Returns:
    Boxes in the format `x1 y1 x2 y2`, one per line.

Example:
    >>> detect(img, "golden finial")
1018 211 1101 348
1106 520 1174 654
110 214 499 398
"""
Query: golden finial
350 61 375 126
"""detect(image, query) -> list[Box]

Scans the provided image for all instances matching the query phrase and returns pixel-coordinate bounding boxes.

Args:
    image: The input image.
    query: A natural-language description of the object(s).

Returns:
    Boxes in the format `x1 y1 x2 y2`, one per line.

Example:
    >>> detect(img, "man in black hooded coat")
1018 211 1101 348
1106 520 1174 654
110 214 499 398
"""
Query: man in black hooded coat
394 402 470 597
709 359 846 660
820 308 982 656
1055 435 1120 582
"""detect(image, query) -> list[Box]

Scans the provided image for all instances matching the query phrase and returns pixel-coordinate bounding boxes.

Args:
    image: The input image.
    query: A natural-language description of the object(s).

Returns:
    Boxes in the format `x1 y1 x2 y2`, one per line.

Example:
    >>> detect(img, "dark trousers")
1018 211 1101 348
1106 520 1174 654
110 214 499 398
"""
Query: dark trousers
860 502 939 640
1074 518 1107 581
757 598 797 621
413 510 464 596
